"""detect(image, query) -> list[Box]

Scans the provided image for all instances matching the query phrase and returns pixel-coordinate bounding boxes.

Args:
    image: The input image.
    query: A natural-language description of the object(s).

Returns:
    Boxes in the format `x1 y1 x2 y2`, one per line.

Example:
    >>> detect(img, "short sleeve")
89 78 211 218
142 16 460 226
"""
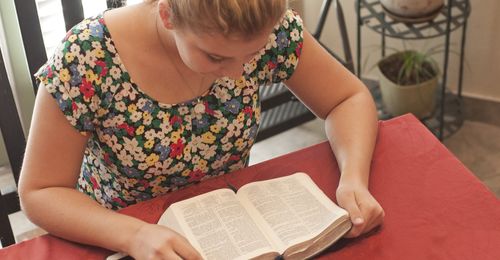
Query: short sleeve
35 16 108 136
249 9 304 84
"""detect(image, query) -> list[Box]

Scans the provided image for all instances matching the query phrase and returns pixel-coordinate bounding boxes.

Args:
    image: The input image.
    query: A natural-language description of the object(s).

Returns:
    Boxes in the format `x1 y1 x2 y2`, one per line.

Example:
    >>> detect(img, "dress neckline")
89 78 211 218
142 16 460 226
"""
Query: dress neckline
98 11 221 108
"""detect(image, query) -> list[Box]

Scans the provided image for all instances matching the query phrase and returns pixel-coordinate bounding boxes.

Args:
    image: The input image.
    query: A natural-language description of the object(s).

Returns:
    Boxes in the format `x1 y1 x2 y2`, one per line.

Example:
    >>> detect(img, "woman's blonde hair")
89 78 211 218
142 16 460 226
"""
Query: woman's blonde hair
147 0 287 37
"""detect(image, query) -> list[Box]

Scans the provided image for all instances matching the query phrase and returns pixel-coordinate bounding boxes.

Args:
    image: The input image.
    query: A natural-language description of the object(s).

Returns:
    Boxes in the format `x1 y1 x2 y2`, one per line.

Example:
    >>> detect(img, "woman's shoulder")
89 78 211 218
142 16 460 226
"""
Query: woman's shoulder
273 9 303 33
268 9 304 51
34 11 122 135
62 13 107 44
246 9 304 83
36 10 113 82
43 12 110 73
59 3 148 55
283 9 304 25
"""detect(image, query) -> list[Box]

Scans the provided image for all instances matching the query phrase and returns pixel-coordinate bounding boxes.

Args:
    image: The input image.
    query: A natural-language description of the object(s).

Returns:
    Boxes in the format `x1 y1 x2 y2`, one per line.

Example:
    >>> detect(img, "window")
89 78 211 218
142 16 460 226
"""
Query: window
36 0 143 58
35 0 66 58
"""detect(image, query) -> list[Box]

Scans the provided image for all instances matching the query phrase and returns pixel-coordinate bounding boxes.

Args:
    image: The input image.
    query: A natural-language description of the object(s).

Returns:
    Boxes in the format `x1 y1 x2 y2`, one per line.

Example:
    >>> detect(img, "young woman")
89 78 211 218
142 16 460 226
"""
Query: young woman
19 0 384 258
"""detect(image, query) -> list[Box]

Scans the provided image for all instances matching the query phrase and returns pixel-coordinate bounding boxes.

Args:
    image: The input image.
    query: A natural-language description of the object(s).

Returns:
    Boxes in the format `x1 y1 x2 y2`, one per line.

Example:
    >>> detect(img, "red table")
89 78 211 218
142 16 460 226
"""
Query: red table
2 114 500 259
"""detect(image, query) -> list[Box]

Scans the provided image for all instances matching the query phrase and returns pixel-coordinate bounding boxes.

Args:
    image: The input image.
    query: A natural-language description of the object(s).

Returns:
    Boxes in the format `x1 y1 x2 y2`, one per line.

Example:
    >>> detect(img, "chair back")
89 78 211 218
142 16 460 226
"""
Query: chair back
0 48 26 247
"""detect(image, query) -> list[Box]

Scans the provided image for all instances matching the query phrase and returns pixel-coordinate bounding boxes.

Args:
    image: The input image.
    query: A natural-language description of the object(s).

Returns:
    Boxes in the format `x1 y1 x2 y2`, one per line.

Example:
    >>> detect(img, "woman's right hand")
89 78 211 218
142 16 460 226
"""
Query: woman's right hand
128 223 203 260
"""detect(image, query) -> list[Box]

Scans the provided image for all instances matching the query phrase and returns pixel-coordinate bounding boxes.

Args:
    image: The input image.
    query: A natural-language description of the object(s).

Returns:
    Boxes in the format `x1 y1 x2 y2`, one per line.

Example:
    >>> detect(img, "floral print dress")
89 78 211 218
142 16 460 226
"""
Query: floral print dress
35 9 304 210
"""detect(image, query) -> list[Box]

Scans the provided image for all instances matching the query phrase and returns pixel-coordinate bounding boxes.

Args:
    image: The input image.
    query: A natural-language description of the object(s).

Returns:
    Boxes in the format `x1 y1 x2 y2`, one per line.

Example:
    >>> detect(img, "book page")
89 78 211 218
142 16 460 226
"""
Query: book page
237 172 349 254
158 189 276 260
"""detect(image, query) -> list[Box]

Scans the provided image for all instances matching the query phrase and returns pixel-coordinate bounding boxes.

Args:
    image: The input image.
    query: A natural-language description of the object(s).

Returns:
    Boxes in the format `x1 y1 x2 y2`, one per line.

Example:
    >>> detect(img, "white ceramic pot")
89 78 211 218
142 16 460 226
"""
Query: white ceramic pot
380 0 444 18
377 64 438 119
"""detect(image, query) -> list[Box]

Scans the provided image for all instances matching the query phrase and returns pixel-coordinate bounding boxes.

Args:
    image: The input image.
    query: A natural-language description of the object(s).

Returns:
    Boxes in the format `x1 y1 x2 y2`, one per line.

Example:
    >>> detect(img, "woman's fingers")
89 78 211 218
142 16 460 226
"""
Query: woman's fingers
172 235 203 260
336 190 366 237
337 185 384 238
128 224 203 260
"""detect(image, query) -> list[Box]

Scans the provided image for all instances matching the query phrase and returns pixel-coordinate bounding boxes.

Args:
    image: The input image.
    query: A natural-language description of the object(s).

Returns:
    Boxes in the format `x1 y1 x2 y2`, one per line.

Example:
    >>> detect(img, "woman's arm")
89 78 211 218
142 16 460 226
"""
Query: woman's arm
18 86 202 259
285 29 384 237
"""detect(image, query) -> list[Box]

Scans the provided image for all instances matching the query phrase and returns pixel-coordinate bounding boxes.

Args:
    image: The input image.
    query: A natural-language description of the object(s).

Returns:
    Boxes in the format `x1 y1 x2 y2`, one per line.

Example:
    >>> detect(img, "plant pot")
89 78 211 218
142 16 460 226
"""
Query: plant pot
380 0 444 23
377 65 438 119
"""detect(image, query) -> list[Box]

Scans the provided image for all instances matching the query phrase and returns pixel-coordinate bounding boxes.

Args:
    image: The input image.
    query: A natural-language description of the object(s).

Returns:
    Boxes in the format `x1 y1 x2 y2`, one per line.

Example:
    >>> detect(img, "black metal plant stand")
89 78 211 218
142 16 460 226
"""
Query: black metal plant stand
356 0 471 140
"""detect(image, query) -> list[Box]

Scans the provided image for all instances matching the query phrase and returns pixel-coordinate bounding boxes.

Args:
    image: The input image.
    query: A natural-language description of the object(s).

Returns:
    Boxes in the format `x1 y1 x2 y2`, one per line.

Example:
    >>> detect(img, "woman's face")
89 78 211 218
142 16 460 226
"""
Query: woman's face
171 28 272 79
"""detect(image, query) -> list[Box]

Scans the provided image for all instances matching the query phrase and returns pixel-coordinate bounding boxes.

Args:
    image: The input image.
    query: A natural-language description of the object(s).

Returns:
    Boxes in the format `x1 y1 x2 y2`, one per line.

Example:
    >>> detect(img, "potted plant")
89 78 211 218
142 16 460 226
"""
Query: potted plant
376 49 440 119
380 0 444 23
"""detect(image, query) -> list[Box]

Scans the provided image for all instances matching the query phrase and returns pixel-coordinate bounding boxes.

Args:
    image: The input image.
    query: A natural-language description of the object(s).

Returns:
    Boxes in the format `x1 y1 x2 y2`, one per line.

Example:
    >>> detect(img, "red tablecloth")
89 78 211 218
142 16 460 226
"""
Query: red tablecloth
2 114 500 259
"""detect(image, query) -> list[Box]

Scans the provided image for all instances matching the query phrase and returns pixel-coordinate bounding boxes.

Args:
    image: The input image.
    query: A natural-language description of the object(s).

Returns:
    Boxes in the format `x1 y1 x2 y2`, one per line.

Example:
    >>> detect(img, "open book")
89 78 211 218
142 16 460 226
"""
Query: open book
159 172 352 260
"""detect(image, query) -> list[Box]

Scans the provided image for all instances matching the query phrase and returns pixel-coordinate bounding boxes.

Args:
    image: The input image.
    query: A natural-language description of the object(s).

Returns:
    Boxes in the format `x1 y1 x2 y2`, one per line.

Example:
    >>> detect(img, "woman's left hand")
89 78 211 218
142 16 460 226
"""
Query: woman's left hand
336 180 385 238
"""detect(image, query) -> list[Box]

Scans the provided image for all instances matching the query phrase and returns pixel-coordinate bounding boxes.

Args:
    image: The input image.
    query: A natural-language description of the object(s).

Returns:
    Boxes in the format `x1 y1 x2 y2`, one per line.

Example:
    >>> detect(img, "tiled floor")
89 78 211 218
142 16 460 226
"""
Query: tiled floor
443 120 500 196
1 113 500 248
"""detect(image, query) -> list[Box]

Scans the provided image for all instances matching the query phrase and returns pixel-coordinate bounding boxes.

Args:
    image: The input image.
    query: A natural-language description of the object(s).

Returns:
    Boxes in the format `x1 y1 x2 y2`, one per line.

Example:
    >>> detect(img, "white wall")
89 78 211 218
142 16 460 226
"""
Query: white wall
299 0 500 102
